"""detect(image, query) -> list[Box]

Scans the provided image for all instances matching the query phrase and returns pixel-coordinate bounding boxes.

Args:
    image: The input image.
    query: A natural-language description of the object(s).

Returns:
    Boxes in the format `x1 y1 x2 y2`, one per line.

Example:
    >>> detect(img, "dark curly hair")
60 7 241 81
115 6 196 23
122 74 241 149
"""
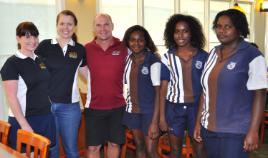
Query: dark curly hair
123 25 157 53
164 14 205 49
213 9 249 38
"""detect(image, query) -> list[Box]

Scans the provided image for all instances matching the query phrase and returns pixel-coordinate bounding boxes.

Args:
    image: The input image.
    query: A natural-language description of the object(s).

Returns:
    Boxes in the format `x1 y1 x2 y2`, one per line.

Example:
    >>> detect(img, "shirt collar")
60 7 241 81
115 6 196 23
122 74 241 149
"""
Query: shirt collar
51 38 75 46
15 50 37 60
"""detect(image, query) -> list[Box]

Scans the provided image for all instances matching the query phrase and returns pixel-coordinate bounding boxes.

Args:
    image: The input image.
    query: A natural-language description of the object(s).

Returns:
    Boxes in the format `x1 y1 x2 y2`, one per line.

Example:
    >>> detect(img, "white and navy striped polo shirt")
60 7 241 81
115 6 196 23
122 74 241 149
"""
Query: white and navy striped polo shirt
200 40 268 134
1 51 51 117
161 48 208 104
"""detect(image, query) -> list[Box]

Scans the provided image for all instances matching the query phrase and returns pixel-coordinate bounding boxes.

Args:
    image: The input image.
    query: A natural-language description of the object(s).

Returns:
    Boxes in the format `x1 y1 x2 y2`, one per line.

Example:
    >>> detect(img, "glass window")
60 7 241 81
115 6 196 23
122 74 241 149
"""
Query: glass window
209 1 253 50
209 1 231 50
144 0 173 55
99 0 137 40
0 0 57 55
180 0 205 27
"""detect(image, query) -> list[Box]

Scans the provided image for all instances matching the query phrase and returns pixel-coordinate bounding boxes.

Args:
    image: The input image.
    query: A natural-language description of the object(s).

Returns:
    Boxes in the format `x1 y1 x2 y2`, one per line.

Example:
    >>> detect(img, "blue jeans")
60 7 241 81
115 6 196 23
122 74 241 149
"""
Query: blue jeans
51 102 81 158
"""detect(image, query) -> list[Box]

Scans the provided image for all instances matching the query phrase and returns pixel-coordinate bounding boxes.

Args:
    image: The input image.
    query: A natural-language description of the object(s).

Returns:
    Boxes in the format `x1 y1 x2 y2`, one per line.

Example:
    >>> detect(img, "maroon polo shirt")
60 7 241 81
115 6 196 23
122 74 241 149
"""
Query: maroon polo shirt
85 37 127 110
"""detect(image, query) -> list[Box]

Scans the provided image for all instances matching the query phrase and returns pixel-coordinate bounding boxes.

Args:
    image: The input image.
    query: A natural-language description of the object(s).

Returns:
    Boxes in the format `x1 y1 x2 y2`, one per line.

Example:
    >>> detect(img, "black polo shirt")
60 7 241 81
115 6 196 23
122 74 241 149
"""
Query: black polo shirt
1 51 51 116
35 39 86 103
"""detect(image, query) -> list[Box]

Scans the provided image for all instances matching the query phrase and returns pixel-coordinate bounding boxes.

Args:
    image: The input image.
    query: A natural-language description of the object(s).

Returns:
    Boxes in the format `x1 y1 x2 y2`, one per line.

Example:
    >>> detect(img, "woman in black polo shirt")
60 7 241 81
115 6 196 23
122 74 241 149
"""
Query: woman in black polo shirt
0 22 56 157
35 10 87 158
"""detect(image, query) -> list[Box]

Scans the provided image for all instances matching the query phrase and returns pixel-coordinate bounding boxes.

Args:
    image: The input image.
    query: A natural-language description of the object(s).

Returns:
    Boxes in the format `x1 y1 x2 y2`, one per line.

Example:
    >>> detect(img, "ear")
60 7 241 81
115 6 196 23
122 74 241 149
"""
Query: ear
16 36 20 43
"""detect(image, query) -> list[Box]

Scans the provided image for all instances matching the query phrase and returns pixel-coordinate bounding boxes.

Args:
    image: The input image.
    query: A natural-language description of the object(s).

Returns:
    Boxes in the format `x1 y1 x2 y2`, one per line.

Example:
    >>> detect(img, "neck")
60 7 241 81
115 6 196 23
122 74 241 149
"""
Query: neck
96 37 114 51
20 49 34 59
221 39 241 50
57 37 71 48
177 44 194 51
132 51 144 58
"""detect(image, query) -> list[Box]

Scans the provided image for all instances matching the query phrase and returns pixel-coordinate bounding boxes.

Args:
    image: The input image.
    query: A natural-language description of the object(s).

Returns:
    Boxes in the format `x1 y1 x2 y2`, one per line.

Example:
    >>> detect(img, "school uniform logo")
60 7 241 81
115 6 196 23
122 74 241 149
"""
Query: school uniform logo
141 66 149 75
68 52 78 59
112 50 120 55
195 61 203 69
39 62 46 69
227 62 236 70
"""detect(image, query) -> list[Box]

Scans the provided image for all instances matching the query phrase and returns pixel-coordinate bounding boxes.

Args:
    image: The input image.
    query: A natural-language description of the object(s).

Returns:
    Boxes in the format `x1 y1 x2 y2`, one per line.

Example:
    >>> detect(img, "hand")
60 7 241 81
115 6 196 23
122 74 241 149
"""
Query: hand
194 123 202 143
243 130 259 152
148 123 159 139
21 124 34 133
159 118 168 132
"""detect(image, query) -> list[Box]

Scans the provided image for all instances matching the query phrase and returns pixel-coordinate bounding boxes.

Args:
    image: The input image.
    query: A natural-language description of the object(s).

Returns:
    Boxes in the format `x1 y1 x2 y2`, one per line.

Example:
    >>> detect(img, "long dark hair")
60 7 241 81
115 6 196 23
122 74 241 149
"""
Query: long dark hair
16 21 39 49
56 10 78 42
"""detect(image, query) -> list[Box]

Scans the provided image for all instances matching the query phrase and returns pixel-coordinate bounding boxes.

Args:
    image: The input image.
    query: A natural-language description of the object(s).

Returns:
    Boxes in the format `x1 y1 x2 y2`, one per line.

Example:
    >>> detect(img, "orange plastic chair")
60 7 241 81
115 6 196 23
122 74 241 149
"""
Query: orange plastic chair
158 132 193 158
16 129 51 158
260 111 268 144
0 120 11 145
120 129 136 158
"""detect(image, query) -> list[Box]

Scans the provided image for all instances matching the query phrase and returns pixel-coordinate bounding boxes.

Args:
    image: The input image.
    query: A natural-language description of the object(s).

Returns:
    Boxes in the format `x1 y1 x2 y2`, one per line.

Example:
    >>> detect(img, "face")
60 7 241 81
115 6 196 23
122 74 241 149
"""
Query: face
214 15 240 45
128 31 146 54
173 21 192 48
94 15 113 41
57 14 76 40
16 33 39 53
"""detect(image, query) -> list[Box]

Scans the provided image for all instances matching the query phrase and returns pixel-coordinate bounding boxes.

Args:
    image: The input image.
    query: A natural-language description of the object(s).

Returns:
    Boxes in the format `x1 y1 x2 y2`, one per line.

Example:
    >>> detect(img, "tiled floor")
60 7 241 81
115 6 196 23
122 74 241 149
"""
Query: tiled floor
250 144 268 158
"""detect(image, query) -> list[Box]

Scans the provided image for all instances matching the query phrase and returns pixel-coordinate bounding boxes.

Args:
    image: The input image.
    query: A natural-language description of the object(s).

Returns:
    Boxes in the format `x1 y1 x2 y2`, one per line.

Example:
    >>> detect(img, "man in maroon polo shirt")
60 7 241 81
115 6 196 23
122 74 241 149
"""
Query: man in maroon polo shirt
84 13 127 158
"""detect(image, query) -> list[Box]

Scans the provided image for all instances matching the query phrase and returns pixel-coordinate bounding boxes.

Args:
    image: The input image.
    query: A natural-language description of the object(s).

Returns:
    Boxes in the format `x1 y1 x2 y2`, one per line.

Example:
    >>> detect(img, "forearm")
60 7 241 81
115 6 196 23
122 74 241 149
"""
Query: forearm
8 98 30 128
79 66 88 81
3 81 31 130
195 93 204 127
151 86 160 124
159 80 168 121
248 89 266 133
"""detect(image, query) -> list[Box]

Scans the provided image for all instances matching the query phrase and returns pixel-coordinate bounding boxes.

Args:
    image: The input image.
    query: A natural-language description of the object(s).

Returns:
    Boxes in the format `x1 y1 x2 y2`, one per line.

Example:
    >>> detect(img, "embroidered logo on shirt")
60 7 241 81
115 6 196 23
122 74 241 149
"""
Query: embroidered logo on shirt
68 52 78 59
195 61 203 69
141 66 149 75
112 50 120 55
227 62 236 70
39 62 47 69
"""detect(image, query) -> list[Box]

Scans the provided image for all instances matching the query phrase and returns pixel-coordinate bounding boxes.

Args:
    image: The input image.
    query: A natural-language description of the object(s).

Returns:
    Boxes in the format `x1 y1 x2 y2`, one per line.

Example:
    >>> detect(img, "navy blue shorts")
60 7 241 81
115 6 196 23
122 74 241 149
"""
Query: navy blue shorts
165 101 197 137
8 113 56 149
201 127 248 158
122 112 153 136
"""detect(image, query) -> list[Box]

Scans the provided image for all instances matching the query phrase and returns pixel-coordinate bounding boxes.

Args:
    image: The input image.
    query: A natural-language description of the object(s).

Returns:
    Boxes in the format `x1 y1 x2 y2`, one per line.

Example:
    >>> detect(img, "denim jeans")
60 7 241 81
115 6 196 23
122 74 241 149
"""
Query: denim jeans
51 102 81 158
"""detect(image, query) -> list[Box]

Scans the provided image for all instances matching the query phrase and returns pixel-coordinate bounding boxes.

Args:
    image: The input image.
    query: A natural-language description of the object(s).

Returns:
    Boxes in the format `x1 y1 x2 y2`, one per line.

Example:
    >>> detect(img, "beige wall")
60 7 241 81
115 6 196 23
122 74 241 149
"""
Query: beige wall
65 0 96 45
254 12 266 53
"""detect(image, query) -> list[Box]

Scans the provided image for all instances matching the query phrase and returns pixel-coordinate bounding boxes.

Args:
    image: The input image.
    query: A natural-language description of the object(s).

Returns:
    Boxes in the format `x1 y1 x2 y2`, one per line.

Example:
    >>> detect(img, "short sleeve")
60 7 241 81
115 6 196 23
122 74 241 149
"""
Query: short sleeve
150 62 161 86
34 40 47 57
1 57 19 81
161 63 170 81
247 55 268 90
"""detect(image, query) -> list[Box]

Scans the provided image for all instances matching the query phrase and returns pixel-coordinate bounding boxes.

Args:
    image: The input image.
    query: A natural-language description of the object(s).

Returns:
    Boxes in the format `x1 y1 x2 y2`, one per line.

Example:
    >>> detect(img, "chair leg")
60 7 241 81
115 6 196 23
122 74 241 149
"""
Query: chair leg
120 143 127 158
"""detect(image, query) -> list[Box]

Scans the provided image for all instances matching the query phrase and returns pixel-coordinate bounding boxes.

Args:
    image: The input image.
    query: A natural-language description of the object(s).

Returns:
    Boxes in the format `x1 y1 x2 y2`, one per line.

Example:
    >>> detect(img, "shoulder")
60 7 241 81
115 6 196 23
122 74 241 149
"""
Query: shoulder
238 41 263 60
4 55 18 66
1 55 19 78
74 42 86 51
39 39 52 47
